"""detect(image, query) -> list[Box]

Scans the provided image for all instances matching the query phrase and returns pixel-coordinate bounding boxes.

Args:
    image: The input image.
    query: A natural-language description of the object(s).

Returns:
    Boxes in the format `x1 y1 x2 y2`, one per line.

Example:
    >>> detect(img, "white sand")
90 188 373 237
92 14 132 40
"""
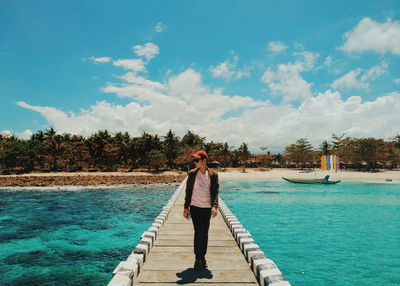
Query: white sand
218 168 400 182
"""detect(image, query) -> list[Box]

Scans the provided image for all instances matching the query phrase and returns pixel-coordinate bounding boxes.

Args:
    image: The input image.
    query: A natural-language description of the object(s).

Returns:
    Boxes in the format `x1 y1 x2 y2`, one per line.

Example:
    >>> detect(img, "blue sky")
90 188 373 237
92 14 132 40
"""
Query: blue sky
1 0 399 151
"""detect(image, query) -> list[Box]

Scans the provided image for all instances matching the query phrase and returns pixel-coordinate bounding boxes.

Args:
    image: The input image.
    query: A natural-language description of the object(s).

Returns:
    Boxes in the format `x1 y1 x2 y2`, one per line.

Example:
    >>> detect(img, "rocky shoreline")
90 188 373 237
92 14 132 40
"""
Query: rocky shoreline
0 173 187 187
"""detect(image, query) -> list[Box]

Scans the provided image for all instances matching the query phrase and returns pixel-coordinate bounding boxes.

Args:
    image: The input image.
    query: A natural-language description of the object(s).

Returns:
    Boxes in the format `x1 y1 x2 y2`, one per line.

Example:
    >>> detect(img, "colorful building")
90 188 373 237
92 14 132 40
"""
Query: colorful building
321 155 340 171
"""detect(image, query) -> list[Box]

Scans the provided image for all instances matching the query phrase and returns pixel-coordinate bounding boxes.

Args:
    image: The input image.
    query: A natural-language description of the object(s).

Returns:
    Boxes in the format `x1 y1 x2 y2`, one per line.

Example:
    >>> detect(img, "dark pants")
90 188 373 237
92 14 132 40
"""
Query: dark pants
190 205 212 260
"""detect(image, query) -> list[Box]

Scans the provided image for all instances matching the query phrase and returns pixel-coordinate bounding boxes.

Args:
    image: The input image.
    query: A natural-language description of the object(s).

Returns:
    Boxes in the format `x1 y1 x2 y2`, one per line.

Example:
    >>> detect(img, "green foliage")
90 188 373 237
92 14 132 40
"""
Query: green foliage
147 149 166 171
1 128 400 173
284 138 314 169
163 129 180 169
180 130 205 147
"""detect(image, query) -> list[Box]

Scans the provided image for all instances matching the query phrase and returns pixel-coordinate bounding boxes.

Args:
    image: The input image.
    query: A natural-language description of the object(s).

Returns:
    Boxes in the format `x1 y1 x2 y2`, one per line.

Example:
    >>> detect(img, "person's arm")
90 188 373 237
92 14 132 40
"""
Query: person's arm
211 173 219 218
183 174 192 218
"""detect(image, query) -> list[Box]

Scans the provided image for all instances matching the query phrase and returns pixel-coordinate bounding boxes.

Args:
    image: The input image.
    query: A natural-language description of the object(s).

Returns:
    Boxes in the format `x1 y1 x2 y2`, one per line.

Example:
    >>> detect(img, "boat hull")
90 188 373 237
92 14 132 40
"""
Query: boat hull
282 177 341 184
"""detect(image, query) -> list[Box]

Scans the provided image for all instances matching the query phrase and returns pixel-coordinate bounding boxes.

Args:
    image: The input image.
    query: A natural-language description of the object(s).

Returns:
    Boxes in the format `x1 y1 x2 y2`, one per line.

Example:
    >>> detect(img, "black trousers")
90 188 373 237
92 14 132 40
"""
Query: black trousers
190 205 212 260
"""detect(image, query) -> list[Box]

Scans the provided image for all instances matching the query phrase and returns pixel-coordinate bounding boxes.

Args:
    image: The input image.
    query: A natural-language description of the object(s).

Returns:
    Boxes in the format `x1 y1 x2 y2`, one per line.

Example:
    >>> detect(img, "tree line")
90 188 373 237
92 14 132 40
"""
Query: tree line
283 134 400 171
0 128 399 173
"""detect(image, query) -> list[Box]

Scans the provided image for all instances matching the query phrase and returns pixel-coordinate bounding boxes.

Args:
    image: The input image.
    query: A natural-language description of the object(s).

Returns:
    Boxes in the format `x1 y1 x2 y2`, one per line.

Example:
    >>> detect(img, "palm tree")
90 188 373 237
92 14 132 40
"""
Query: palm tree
181 130 205 147
163 129 180 169
86 130 113 169
238 143 251 172
319 140 331 155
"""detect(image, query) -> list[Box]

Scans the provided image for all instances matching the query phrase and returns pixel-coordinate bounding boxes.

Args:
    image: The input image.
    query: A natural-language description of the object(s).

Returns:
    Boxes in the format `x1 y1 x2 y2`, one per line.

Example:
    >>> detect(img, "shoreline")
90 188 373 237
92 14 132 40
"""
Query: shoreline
0 168 399 187
0 172 186 187
218 168 400 181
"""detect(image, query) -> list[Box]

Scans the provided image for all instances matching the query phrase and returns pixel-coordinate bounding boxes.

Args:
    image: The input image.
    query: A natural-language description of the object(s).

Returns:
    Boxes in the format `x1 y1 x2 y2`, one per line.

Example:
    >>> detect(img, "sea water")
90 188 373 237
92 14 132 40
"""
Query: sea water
0 185 176 286
1 181 399 286
219 180 400 286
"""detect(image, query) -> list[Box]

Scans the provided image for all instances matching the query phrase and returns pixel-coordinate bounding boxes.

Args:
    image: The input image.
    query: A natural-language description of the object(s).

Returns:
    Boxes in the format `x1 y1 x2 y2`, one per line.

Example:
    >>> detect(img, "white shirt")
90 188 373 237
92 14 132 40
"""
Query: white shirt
190 170 211 208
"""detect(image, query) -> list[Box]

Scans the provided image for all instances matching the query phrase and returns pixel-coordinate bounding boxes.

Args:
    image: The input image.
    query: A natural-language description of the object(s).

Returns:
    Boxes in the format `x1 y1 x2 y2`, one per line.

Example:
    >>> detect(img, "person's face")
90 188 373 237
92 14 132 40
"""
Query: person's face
194 157 206 168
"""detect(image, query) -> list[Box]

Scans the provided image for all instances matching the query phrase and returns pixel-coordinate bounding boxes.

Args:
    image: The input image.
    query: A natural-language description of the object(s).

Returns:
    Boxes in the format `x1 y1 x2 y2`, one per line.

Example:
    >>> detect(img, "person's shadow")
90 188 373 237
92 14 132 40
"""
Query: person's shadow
176 268 213 284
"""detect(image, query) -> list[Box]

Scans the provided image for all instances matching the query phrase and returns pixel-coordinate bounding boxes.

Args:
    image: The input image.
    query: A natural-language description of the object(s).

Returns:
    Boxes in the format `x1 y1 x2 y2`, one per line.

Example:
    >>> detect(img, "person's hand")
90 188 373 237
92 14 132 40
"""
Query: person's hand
183 208 190 219
211 207 218 218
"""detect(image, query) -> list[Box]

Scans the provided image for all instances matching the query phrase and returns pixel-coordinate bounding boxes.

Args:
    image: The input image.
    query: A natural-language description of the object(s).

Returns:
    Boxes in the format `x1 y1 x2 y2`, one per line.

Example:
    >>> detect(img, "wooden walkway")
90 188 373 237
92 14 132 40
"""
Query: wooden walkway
132 188 259 286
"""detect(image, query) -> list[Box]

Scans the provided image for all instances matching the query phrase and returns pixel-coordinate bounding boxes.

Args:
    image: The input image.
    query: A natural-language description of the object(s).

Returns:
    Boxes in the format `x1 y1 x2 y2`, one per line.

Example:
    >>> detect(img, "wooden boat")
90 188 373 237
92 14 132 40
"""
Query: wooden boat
282 175 341 185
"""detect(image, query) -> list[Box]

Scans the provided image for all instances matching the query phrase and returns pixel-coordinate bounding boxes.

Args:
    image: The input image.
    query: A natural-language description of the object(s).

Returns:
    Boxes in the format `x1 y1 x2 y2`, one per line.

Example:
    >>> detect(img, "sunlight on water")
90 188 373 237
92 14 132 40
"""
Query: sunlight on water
220 180 400 286
0 185 176 286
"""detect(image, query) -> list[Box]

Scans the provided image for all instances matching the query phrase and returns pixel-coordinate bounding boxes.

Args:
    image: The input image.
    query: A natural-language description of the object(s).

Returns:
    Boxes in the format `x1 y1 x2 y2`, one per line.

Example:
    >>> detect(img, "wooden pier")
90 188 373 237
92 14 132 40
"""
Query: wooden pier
109 179 291 286
132 187 259 286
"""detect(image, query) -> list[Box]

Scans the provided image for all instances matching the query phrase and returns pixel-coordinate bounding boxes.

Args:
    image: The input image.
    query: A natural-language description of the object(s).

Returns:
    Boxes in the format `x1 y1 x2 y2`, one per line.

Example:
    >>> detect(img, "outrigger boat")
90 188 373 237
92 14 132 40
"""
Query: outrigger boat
282 175 341 185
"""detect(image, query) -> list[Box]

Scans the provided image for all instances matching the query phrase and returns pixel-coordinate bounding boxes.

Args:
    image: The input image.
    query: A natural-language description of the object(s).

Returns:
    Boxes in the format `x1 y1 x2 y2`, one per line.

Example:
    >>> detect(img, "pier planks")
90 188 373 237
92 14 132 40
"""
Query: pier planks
132 190 259 285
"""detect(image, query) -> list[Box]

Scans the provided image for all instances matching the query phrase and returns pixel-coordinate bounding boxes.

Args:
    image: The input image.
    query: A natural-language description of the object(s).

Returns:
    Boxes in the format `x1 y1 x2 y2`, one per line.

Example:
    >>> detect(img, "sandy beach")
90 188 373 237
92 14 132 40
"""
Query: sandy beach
0 168 399 187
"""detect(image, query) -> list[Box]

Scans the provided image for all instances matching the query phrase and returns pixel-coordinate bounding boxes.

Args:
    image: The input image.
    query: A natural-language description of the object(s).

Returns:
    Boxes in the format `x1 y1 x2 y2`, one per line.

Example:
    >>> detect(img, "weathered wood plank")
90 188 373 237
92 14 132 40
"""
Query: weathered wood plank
132 188 259 285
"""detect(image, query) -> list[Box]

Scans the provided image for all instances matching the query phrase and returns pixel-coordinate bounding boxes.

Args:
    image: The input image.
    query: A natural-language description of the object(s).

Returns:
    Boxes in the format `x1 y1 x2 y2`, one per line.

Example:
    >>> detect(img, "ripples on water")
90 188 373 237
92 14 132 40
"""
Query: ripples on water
0 185 176 286
220 180 400 286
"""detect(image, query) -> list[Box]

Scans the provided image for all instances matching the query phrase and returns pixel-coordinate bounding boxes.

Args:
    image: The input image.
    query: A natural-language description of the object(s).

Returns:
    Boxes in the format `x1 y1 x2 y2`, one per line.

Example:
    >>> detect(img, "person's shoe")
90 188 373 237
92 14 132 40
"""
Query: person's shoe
201 259 208 268
194 259 202 270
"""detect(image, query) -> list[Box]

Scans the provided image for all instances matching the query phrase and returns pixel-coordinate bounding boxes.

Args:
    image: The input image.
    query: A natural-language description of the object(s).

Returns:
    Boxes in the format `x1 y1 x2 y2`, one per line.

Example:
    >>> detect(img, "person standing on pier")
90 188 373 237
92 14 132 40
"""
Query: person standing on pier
183 150 219 270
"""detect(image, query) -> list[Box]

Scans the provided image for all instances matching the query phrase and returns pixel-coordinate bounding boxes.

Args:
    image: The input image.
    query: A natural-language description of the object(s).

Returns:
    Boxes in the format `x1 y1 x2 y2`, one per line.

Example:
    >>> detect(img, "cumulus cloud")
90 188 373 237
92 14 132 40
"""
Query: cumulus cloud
261 52 319 102
82 56 112 63
340 17 400 55
14 44 400 152
331 62 388 91
113 59 146 73
17 87 400 152
210 56 250 80
133 42 159 60
267 41 287 53
155 22 166 33
0 130 13 137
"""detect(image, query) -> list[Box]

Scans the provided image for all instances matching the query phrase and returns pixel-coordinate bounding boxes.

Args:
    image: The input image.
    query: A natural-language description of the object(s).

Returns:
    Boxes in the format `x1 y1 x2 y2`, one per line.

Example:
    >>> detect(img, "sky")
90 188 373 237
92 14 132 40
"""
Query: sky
1 0 400 152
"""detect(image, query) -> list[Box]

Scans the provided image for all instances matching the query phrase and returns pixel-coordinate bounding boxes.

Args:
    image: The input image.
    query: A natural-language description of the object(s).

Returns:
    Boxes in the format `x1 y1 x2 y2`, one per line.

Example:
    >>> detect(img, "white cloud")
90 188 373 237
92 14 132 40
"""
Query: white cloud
17 87 400 152
331 68 368 90
324 56 332 66
113 59 146 73
155 22 166 33
1 129 33 139
83 56 112 63
210 56 250 80
331 62 388 91
133 42 159 60
267 41 287 53
0 130 13 137
340 17 400 55
17 68 263 139
394 78 400 84
360 61 388 81
15 44 400 152
261 52 319 102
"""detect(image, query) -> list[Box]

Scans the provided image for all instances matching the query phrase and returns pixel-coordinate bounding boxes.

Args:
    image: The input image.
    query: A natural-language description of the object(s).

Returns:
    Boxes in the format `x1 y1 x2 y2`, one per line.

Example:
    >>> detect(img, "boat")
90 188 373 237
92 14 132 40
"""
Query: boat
282 175 341 185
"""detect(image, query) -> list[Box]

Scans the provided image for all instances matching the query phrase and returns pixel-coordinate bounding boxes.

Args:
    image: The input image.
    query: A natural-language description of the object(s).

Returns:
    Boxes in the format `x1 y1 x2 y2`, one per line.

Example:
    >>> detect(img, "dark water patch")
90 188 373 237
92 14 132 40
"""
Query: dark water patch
0 185 176 285
257 191 280 194
4 251 47 266
4 269 104 286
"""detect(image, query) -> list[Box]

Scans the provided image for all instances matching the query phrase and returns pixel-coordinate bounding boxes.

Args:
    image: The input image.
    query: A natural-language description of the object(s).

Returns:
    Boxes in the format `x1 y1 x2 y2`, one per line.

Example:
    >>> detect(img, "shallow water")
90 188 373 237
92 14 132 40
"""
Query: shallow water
220 180 400 286
0 185 176 286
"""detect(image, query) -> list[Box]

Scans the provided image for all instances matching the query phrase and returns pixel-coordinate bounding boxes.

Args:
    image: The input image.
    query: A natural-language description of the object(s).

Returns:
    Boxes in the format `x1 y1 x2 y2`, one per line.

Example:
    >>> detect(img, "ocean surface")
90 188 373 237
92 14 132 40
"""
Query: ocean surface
219 180 400 286
0 185 176 286
1 180 399 286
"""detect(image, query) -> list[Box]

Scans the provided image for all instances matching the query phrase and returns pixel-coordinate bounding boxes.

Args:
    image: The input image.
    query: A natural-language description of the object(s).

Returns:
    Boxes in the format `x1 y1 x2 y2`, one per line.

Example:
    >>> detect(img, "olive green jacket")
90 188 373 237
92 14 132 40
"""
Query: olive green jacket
184 167 219 209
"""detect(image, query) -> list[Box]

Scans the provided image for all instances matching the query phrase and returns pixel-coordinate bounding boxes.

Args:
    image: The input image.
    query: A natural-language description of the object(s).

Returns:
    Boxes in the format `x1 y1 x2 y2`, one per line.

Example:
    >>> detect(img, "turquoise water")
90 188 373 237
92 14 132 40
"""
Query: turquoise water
0 185 176 286
220 180 400 286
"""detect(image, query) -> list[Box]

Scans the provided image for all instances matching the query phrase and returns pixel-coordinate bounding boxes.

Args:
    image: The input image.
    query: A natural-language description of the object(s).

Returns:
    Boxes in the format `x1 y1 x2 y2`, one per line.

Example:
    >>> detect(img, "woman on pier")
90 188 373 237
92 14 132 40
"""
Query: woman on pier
183 150 219 270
